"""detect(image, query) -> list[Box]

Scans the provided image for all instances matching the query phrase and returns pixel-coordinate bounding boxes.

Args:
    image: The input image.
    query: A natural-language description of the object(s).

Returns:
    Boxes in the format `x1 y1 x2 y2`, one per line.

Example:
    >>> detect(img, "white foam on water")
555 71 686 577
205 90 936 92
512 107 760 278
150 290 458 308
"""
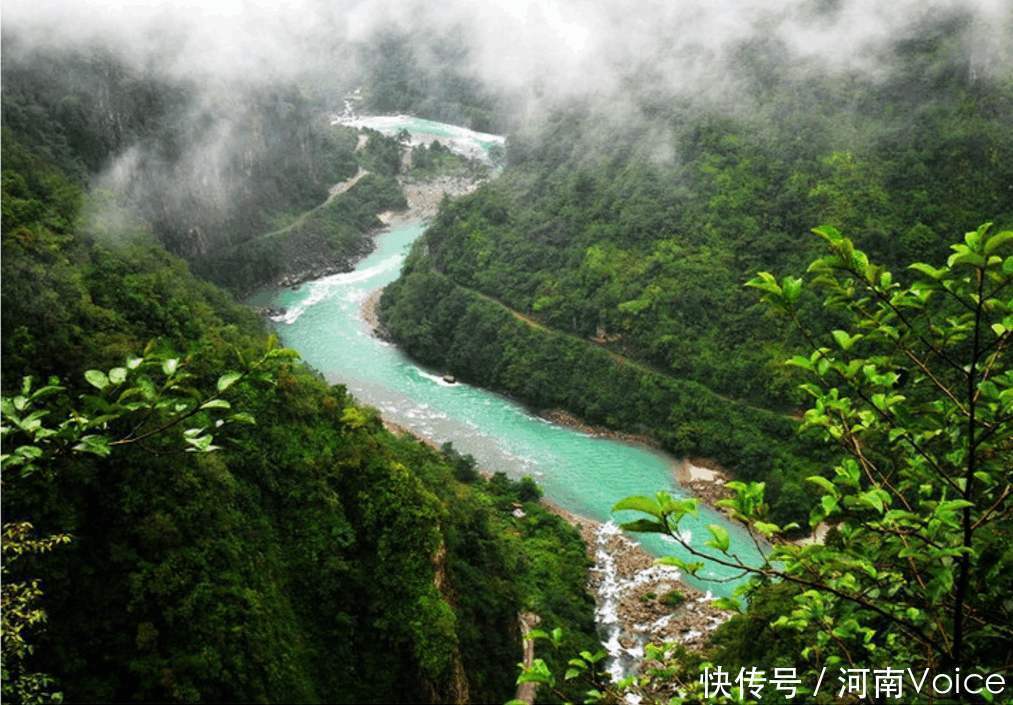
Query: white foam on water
331 113 505 163
415 369 457 387
274 255 402 325
592 521 626 682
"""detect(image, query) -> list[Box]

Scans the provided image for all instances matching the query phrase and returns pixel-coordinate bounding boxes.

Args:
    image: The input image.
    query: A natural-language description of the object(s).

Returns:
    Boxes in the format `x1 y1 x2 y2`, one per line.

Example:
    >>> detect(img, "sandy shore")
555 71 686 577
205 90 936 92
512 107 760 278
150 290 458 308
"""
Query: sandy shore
674 458 733 506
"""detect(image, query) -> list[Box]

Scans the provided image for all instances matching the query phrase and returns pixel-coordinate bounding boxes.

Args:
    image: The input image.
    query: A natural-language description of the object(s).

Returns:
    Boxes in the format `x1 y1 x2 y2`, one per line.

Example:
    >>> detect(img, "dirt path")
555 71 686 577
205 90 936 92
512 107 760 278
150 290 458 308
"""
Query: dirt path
461 285 787 418
257 168 370 242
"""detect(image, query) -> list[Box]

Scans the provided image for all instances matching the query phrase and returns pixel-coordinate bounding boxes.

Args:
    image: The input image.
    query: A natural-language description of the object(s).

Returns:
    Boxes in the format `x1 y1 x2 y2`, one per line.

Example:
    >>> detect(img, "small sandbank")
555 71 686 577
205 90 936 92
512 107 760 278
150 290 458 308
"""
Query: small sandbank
674 458 733 506
361 288 384 335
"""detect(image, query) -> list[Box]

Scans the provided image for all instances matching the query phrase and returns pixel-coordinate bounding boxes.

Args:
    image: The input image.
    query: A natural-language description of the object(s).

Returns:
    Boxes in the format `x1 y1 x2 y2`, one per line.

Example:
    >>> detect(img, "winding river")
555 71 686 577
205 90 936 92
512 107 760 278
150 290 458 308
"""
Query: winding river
251 115 762 614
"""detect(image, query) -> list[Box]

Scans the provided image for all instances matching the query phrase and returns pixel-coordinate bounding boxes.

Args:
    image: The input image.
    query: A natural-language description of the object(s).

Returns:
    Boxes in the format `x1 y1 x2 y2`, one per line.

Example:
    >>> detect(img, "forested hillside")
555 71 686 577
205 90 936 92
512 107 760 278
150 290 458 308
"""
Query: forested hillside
1 41 422 295
3 3 1011 703
380 13 1013 522
357 30 504 133
1 49 597 704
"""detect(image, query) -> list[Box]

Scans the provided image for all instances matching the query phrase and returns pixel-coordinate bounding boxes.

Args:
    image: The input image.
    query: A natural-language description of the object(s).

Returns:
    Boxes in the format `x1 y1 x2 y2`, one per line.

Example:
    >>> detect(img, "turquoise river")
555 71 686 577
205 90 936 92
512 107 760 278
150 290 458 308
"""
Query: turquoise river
253 218 762 603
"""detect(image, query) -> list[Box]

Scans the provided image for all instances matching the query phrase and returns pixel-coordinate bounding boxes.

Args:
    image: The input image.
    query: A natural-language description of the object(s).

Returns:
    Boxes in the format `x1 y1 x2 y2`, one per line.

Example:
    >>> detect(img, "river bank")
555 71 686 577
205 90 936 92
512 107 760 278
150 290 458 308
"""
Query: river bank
377 415 728 666
674 458 733 506
268 129 487 292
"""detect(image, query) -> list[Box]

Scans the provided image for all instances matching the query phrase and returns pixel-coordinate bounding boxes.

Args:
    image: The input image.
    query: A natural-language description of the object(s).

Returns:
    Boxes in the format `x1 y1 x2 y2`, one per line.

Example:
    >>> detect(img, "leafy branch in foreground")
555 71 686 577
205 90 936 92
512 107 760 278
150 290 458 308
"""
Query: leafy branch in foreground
521 222 1011 703
1 339 298 703
509 627 611 705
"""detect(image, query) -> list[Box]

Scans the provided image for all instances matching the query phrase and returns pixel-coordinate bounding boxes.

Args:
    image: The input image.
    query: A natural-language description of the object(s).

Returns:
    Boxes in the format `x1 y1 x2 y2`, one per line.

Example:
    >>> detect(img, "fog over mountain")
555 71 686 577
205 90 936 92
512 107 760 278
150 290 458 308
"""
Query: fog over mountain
6 0 1011 107
3 0 1010 255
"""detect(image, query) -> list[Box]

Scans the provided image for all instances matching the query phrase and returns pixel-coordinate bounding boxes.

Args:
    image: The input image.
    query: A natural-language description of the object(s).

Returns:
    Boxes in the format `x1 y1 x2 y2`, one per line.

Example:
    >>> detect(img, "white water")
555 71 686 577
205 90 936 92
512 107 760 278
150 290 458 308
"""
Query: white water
331 112 505 164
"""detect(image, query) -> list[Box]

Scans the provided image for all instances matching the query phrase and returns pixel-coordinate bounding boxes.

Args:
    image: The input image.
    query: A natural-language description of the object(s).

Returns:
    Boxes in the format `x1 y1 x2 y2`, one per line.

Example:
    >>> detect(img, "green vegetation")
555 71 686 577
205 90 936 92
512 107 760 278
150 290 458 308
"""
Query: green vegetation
358 31 503 133
519 223 1012 702
409 141 489 181
200 173 407 292
1 64 596 703
379 17 1013 523
658 590 686 609
379 267 826 525
6 9 1012 704
1 44 408 296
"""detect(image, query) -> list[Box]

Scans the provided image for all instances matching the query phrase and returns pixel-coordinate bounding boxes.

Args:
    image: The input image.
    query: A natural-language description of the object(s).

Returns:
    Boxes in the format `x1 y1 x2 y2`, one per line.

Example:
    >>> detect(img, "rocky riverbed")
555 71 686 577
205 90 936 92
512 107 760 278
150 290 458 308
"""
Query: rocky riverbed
545 503 729 678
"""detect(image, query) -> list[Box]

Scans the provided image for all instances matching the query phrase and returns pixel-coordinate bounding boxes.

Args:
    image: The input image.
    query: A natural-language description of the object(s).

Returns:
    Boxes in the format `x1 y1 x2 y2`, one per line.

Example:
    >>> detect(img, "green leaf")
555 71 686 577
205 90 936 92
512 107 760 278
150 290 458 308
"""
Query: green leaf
84 370 109 391
516 659 554 686
859 490 885 514
655 556 704 575
200 399 231 410
217 372 242 393
821 495 839 515
983 229 1013 255
705 524 730 552
909 262 946 280
753 521 780 537
73 434 111 457
619 519 667 534
612 495 662 518
162 358 179 376
712 596 743 613
831 329 862 351
108 367 128 385
806 475 838 497
781 276 803 303
184 434 218 453
786 355 814 371
229 412 256 425
812 224 843 243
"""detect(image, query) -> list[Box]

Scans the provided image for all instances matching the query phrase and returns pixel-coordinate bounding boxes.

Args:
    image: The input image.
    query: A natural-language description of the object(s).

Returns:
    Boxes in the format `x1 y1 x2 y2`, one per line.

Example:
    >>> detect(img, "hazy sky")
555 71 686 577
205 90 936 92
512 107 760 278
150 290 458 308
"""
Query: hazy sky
5 0 1011 101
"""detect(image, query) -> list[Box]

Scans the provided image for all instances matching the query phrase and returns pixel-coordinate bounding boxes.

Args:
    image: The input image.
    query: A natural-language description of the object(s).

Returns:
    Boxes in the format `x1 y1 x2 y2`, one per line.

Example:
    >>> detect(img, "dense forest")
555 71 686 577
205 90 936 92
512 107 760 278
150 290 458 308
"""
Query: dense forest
3 2 1012 704
1 43 597 704
379 12 1013 523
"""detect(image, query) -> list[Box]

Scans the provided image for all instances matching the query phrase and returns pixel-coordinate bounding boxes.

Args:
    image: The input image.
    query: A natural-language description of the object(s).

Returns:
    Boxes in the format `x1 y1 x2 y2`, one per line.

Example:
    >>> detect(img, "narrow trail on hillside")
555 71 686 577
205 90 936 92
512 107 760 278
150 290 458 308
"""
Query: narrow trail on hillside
256 167 370 242
460 284 790 419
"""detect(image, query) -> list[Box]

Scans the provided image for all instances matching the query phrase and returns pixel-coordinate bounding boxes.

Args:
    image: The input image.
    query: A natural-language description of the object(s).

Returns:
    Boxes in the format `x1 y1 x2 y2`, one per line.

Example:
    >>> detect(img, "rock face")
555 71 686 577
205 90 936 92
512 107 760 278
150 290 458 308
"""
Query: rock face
545 505 729 680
